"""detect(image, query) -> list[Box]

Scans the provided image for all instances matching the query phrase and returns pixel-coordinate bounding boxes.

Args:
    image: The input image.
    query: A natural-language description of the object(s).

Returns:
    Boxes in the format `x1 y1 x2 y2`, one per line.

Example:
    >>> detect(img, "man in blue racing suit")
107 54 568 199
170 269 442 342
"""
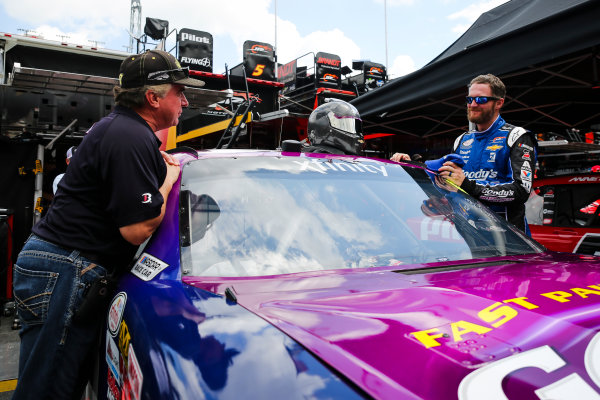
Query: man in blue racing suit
438 74 537 233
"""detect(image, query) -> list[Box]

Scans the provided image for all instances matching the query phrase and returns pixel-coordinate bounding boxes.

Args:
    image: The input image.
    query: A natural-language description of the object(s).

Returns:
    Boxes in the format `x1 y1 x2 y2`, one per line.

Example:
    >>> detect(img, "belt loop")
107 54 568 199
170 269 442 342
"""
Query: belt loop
68 250 80 263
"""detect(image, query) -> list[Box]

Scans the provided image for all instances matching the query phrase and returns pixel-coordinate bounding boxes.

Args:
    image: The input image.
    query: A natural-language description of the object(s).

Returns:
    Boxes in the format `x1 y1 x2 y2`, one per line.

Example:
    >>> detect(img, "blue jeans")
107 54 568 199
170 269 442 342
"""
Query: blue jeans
12 234 108 400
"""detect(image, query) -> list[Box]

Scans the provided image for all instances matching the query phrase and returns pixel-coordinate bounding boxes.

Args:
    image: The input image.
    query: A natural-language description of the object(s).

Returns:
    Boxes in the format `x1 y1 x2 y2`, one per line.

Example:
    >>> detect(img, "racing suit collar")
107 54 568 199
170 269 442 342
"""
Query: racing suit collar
474 115 505 138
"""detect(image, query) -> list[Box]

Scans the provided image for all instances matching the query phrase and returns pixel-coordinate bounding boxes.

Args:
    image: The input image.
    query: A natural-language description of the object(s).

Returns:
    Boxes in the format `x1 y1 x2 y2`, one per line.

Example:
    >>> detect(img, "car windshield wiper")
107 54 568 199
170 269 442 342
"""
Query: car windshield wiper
395 259 523 275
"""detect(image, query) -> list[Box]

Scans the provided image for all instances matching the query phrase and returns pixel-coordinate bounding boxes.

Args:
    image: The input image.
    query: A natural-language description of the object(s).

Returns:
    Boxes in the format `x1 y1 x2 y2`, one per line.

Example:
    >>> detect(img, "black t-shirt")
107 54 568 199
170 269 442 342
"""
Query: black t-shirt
33 106 167 268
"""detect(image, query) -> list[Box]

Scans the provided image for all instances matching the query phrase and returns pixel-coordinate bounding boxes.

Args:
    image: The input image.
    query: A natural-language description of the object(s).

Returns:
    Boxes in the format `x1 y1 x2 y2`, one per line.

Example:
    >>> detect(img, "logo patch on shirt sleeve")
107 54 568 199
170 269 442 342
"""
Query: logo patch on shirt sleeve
141 193 152 204
519 143 534 151
131 253 169 281
462 138 474 147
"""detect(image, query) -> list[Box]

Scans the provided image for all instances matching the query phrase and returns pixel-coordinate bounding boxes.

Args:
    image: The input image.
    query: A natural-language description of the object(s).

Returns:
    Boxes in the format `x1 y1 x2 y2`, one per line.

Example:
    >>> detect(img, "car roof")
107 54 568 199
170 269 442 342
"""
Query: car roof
171 147 411 167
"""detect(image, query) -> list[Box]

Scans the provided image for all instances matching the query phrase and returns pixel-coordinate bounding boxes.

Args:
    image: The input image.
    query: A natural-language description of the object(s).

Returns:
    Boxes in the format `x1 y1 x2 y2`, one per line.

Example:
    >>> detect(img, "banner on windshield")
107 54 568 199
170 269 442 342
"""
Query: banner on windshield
178 28 213 72
363 61 387 89
315 52 341 89
243 40 275 81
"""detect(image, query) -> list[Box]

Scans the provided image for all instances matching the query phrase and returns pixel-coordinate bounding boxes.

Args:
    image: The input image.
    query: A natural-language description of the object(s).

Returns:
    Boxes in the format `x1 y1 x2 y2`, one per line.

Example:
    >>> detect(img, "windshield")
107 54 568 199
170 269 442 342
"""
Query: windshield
180 156 542 277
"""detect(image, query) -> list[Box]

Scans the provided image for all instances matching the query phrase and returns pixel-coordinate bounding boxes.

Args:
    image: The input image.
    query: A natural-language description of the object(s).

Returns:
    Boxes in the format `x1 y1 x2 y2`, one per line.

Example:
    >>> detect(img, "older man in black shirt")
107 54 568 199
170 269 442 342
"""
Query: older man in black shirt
12 50 204 400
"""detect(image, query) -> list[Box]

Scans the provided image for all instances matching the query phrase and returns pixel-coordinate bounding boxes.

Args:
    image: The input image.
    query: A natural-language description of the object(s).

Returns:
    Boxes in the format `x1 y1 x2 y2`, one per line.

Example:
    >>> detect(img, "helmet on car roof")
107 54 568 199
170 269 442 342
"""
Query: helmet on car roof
307 100 364 155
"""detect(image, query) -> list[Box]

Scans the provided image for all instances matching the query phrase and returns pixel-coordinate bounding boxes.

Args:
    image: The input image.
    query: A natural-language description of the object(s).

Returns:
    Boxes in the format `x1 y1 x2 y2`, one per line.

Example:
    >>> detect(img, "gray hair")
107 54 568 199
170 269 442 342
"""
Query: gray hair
113 84 172 108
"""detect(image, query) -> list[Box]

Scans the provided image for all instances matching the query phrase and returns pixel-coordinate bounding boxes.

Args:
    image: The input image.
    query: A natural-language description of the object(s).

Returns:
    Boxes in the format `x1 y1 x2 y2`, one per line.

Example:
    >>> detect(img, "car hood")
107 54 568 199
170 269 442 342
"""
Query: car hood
184 253 600 399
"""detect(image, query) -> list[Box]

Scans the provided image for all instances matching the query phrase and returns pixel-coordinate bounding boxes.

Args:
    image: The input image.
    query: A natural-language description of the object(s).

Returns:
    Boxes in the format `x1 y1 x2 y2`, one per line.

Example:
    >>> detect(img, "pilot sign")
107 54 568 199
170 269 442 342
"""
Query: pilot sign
178 28 213 72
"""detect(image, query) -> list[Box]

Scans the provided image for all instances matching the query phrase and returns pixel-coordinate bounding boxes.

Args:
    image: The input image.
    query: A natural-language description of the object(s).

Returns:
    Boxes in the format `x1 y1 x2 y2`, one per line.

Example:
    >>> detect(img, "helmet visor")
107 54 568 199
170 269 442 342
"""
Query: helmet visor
328 112 362 134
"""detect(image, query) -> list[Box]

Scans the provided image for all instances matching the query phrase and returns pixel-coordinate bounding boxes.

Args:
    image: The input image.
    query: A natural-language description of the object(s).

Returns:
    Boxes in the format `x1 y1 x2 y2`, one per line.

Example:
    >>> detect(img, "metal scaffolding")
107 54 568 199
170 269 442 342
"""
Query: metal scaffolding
129 0 142 53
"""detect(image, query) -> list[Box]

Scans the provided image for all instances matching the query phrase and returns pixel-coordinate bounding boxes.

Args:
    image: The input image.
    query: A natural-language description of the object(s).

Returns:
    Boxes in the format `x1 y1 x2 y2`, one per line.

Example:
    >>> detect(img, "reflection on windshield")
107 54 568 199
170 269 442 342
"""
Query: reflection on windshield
180 157 541 277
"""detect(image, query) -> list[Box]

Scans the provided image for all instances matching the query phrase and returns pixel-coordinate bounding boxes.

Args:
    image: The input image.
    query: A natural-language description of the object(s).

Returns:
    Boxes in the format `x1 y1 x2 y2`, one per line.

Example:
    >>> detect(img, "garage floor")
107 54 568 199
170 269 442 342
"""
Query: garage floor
0 307 19 399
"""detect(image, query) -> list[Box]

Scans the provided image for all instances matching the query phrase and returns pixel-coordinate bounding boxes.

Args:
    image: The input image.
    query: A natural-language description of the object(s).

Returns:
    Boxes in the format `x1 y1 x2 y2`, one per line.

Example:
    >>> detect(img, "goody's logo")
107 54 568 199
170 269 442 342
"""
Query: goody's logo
482 188 514 197
464 169 498 180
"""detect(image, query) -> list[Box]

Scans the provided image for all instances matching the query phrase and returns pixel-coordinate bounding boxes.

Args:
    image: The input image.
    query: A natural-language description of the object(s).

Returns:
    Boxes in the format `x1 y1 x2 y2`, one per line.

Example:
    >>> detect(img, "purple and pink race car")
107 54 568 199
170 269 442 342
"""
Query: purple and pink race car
97 148 600 400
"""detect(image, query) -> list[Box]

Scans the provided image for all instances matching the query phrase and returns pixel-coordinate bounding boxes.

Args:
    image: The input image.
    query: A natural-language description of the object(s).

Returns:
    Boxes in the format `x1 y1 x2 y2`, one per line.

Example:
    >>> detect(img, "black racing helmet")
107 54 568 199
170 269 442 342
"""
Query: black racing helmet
307 100 364 155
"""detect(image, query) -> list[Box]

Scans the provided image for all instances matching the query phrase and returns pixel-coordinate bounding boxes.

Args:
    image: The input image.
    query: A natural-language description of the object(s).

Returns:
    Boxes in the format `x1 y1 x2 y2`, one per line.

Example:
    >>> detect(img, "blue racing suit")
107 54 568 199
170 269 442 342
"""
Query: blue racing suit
453 115 537 232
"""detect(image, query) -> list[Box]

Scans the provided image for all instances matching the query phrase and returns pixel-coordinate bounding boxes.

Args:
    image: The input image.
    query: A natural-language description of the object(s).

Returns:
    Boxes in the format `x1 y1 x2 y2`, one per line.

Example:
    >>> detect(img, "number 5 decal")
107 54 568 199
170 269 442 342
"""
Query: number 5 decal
252 64 265 77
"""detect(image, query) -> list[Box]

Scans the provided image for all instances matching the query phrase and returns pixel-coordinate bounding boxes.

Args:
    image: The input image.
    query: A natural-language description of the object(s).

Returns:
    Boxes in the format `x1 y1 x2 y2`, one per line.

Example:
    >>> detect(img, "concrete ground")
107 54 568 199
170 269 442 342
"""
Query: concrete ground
0 306 96 400
0 304 20 400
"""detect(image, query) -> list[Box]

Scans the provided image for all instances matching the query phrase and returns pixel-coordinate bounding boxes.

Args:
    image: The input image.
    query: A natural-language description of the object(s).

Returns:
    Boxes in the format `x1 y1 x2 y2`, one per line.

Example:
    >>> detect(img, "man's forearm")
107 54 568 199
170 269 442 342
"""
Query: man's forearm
460 177 529 205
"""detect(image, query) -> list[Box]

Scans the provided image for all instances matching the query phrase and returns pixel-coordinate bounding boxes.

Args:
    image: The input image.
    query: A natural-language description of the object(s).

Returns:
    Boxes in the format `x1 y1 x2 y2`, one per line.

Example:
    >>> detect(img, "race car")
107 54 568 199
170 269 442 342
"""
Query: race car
525 173 600 255
97 148 600 400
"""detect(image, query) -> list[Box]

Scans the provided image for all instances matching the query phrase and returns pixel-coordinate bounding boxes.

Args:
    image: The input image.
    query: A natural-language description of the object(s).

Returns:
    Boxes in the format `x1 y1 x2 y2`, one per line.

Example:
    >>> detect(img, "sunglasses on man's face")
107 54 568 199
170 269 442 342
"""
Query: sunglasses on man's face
465 96 501 105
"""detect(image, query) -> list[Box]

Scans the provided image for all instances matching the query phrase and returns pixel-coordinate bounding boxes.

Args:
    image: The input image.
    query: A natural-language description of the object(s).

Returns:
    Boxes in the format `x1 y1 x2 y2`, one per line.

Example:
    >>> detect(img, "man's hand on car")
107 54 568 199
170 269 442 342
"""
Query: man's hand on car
390 153 411 162
438 161 465 186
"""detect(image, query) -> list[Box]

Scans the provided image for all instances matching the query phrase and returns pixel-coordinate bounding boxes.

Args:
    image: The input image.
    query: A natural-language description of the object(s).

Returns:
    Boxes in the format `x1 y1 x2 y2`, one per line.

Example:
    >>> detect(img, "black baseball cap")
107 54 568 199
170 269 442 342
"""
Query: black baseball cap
118 49 205 89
